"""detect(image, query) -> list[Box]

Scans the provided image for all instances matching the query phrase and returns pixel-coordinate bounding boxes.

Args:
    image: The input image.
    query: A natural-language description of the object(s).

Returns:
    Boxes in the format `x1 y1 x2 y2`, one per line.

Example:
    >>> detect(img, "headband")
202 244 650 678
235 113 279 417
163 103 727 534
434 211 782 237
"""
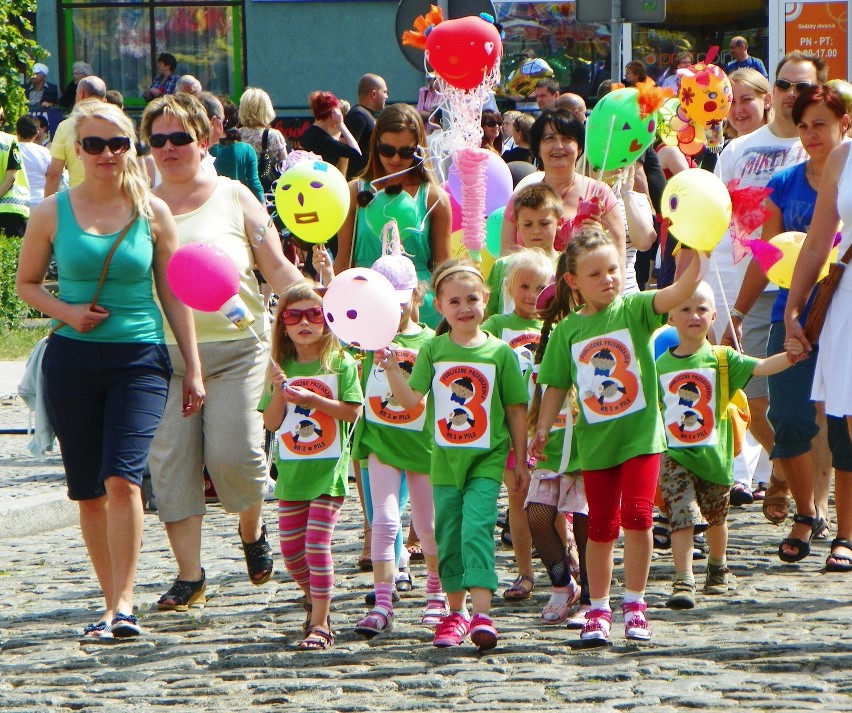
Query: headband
435 265 485 288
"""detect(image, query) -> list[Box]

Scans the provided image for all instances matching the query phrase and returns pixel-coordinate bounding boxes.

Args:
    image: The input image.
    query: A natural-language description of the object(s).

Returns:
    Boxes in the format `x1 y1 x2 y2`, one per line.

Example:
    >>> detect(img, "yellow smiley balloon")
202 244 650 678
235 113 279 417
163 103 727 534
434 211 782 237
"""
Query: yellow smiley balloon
274 160 350 244
661 168 732 252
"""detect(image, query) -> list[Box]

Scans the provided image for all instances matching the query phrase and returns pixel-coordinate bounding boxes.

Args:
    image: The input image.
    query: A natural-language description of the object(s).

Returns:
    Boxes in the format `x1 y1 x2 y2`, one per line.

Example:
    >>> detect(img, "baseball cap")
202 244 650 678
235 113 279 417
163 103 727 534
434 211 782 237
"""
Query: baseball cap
371 254 418 303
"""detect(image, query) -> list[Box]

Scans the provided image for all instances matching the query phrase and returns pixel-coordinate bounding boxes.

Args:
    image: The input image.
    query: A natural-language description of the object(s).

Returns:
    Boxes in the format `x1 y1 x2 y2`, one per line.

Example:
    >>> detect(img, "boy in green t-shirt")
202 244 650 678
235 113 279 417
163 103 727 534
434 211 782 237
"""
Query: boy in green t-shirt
657 282 802 609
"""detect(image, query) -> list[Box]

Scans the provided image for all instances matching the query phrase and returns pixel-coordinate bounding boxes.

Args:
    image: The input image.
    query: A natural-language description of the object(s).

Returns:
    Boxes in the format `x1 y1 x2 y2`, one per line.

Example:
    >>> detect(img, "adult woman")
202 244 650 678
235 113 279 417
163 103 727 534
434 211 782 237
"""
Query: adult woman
335 103 451 328
726 68 773 140
726 86 844 558
298 91 361 175
502 114 535 164
481 109 503 154
141 93 302 611
209 96 264 203
16 101 203 637
500 109 626 261
238 86 289 183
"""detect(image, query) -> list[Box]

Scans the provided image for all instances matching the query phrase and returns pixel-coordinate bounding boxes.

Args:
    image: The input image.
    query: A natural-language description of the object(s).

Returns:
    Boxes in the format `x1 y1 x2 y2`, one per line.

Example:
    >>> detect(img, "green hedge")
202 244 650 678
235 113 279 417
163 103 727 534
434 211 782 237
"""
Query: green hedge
0 231 28 329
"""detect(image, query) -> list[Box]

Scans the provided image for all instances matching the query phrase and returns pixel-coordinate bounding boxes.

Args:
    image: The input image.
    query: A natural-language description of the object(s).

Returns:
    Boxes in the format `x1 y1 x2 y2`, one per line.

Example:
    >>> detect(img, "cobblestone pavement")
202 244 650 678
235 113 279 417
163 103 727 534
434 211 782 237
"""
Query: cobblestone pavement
1 397 851 712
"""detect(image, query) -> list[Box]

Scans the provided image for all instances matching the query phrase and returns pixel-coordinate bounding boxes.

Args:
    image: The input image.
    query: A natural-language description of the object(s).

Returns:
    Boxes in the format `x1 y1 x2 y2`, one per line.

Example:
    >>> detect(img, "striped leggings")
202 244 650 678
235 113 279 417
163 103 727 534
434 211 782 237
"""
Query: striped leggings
278 496 344 601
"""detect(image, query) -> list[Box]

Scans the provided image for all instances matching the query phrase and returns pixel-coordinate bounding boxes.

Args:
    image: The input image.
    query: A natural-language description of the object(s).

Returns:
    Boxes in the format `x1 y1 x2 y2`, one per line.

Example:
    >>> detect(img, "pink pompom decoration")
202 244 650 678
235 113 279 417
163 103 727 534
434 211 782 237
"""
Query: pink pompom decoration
167 242 240 312
747 238 784 274
455 148 488 254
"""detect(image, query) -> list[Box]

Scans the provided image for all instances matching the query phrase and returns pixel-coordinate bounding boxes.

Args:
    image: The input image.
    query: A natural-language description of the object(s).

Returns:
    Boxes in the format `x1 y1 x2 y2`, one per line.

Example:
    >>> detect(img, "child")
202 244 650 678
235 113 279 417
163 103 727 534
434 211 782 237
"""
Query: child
658 281 801 609
259 281 363 650
483 248 553 602
530 227 707 645
487 183 562 316
354 252 446 638
377 258 529 651
525 282 587 626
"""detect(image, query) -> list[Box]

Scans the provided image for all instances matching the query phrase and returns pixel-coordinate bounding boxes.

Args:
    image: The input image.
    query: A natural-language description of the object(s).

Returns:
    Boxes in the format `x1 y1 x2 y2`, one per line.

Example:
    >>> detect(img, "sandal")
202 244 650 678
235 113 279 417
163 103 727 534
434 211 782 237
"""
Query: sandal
298 624 334 650
653 515 671 550
81 620 112 639
826 538 852 572
157 569 207 611
541 580 581 625
752 483 767 501
239 524 274 585
355 605 394 639
406 542 425 562
502 574 534 600
394 569 414 592
729 482 754 506
762 474 791 525
778 512 825 563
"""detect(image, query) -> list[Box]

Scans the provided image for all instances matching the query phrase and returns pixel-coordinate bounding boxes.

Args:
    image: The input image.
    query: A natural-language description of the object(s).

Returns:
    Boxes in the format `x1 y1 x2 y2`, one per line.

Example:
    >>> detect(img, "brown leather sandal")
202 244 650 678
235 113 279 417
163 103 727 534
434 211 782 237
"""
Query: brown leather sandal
298 625 334 650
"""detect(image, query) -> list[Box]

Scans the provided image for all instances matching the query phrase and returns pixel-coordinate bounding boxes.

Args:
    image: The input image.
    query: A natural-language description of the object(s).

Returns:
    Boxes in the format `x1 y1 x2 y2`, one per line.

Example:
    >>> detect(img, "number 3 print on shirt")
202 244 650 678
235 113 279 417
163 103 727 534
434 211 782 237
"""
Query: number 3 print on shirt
573 328 644 424
432 362 495 449
365 348 427 431
277 375 342 460
659 368 718 448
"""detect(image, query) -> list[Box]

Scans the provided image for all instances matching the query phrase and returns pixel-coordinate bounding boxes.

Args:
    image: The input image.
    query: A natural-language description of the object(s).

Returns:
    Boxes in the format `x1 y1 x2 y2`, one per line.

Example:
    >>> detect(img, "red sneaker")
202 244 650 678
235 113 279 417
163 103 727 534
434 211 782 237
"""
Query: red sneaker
470 613 498 651
432 612 470 647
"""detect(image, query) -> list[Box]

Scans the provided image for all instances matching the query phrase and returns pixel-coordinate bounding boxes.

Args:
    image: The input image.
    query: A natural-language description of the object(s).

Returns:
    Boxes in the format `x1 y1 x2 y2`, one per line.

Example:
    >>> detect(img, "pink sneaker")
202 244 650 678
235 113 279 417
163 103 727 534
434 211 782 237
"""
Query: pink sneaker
622 601 652 641
421 594 449 627
432 612 470 647
580 608 612 642
470 613 498 651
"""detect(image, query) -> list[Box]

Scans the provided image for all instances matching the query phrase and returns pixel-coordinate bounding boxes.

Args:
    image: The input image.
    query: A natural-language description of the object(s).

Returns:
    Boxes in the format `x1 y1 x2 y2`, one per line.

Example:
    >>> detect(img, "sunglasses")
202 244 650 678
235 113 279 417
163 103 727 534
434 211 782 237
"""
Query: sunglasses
774 79 815 93
281 307 325 325
78 136 131 155
148 131 196 149
376 142 418 159
482 120 500 127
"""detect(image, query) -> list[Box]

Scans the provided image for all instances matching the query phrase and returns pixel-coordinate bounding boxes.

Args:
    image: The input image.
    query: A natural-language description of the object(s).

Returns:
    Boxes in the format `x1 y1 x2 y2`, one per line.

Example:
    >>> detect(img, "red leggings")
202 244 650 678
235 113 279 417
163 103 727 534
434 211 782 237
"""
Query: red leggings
582 453 660 542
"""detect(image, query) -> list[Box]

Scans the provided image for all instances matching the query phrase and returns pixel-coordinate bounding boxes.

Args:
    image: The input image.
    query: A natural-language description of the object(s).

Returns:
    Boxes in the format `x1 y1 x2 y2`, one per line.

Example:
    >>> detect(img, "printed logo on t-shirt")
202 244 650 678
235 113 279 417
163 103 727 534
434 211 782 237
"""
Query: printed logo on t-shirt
573 328 644 424
432 361 494 449
659 367 718 448
365 347 426 431
502 327 540 376
277 375 342 460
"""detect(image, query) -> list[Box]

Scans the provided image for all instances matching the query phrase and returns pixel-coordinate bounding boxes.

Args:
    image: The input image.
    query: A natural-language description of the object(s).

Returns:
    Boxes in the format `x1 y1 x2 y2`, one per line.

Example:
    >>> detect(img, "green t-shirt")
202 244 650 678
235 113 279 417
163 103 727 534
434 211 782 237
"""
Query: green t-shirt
354 326 435 473
538 291 666 471
485 256 512 316
258 352 363 500
482 312 543 377
656 343 757 485
407 332 528 488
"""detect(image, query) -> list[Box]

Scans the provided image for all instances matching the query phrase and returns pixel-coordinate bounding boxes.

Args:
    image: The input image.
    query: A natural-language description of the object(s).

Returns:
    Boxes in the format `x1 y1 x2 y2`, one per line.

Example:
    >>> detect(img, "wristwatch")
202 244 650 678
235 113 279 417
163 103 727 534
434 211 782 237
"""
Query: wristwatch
730 308 747 321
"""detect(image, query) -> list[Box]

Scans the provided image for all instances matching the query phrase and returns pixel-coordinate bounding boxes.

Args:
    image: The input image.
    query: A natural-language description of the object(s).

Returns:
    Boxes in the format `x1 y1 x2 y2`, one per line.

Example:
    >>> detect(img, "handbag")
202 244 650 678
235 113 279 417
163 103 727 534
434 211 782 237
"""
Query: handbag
803 242 852 345
18 213 137 458
257 128 279 193
713 346 751 458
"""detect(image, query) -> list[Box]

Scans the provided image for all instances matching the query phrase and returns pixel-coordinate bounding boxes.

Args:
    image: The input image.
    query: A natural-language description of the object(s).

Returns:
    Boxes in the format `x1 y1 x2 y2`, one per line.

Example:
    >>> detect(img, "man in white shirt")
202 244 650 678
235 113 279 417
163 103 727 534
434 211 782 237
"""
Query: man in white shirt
16 115 51 207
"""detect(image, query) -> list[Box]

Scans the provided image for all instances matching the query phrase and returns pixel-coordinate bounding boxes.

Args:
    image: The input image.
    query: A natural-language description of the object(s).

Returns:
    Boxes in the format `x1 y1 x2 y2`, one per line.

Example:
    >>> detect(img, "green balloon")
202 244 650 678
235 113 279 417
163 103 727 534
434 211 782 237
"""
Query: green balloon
485 207 505 256
364 190 419 236
586 88 657 172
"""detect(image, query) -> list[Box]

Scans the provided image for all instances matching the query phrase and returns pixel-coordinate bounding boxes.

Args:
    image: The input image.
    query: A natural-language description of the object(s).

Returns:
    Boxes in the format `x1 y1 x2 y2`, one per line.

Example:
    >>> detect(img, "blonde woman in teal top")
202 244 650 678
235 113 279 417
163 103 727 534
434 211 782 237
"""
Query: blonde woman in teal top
16 101 203 639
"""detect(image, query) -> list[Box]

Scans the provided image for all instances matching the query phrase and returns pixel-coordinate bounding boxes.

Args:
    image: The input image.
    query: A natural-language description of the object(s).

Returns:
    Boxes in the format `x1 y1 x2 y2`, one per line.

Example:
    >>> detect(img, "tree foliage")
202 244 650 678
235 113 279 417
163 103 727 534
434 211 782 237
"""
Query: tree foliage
0 0 48 127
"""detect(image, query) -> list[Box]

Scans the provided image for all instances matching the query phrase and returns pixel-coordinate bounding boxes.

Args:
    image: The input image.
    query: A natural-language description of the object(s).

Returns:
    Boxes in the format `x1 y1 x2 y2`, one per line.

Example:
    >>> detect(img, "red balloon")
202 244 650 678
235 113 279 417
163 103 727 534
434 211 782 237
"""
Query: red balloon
426 16 502 91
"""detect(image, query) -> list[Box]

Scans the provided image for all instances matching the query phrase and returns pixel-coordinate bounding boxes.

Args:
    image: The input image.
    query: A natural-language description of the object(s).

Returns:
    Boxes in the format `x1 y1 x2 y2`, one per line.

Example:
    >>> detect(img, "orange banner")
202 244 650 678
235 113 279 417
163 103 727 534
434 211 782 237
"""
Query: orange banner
785 2 848 79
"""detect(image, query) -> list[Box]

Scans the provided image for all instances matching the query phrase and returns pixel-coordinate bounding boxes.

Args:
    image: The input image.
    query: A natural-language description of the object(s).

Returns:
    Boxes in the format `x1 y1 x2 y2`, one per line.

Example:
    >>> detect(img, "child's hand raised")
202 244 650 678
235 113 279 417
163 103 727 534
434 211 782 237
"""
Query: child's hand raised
312 244 334 285
375 347 399 370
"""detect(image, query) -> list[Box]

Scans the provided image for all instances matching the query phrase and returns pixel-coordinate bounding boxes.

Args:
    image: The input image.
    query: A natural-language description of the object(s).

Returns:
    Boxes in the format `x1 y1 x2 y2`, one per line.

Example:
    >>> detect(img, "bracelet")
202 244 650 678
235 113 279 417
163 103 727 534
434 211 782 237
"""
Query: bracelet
730 308 747 322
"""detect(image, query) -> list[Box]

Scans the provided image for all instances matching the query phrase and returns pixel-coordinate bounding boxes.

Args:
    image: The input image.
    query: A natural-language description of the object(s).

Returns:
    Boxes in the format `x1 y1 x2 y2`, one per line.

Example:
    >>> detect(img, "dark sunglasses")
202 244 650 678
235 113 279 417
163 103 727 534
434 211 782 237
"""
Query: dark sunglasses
482 120 500 127
376 142 418 159
148 131 196 149
281 307 325 325
774 79 815 93
78 136 131 155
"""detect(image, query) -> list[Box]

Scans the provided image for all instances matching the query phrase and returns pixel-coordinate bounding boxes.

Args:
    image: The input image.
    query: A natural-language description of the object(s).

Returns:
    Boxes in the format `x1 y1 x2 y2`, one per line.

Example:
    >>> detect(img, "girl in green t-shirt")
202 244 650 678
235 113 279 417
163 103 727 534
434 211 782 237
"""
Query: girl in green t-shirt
377 259 529 652
260 281 363 651
531 227 707 646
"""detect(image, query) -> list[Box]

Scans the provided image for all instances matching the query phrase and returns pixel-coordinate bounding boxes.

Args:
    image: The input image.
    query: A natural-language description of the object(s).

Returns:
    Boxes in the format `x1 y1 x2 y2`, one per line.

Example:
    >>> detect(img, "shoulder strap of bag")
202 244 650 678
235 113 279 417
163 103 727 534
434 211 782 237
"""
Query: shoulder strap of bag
712 345 730 419
50 211 137 334
261 128 269 152
838 241 852 266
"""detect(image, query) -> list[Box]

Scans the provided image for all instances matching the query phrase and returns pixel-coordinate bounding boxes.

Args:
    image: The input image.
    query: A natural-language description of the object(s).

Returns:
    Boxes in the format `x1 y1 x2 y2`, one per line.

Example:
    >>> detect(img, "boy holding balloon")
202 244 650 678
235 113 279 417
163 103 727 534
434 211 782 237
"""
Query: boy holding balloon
657 281 802 610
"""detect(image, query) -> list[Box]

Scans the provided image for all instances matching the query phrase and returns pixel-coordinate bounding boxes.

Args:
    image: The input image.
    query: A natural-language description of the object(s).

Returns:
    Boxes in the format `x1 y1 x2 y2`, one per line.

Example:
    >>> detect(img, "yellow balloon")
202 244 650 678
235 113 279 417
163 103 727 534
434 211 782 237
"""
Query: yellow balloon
274 160 349 244
766 231 836 288
661 168 732 251
449 229 495 279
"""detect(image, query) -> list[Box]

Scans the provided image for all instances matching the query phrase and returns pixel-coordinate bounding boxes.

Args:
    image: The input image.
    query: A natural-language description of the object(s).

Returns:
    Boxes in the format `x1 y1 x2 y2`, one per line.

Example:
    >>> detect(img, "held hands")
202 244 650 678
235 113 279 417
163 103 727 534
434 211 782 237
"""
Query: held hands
68 304 109 334
528 430 549 462
784 334 808 363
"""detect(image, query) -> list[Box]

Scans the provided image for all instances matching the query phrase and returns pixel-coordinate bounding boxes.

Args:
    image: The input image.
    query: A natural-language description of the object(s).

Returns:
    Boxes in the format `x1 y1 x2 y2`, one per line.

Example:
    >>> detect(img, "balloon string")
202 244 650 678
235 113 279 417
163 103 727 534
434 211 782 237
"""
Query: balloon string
710 253 741 352
595 114 617 193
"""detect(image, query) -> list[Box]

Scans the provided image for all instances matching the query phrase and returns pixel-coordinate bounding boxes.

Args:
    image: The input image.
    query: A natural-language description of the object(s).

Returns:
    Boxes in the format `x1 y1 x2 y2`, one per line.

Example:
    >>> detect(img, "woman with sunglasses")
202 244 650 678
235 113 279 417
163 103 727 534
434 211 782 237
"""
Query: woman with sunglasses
334 103 451 328
481 110 503 154
16 101 204 638
139 93 303 614
724 85 846 562
499 109 626 260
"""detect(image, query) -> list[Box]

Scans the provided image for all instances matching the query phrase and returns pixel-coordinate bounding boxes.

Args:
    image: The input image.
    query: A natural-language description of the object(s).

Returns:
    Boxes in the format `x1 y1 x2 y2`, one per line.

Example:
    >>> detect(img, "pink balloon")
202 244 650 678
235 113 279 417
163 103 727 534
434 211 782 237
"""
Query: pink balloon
447 149 513 216
167 243 240 312
447 189 463 232
322 268 400 350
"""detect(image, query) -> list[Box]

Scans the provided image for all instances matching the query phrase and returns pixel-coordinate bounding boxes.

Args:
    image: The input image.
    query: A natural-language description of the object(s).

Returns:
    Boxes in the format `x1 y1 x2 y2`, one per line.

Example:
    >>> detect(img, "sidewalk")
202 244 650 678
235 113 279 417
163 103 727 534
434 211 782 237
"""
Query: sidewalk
0 360 76 538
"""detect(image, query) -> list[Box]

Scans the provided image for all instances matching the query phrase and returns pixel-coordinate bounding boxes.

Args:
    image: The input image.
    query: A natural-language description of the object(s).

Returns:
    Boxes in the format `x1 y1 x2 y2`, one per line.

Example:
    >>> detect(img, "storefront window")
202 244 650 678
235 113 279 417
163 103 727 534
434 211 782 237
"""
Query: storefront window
493 1 612 102
60 1 244 106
